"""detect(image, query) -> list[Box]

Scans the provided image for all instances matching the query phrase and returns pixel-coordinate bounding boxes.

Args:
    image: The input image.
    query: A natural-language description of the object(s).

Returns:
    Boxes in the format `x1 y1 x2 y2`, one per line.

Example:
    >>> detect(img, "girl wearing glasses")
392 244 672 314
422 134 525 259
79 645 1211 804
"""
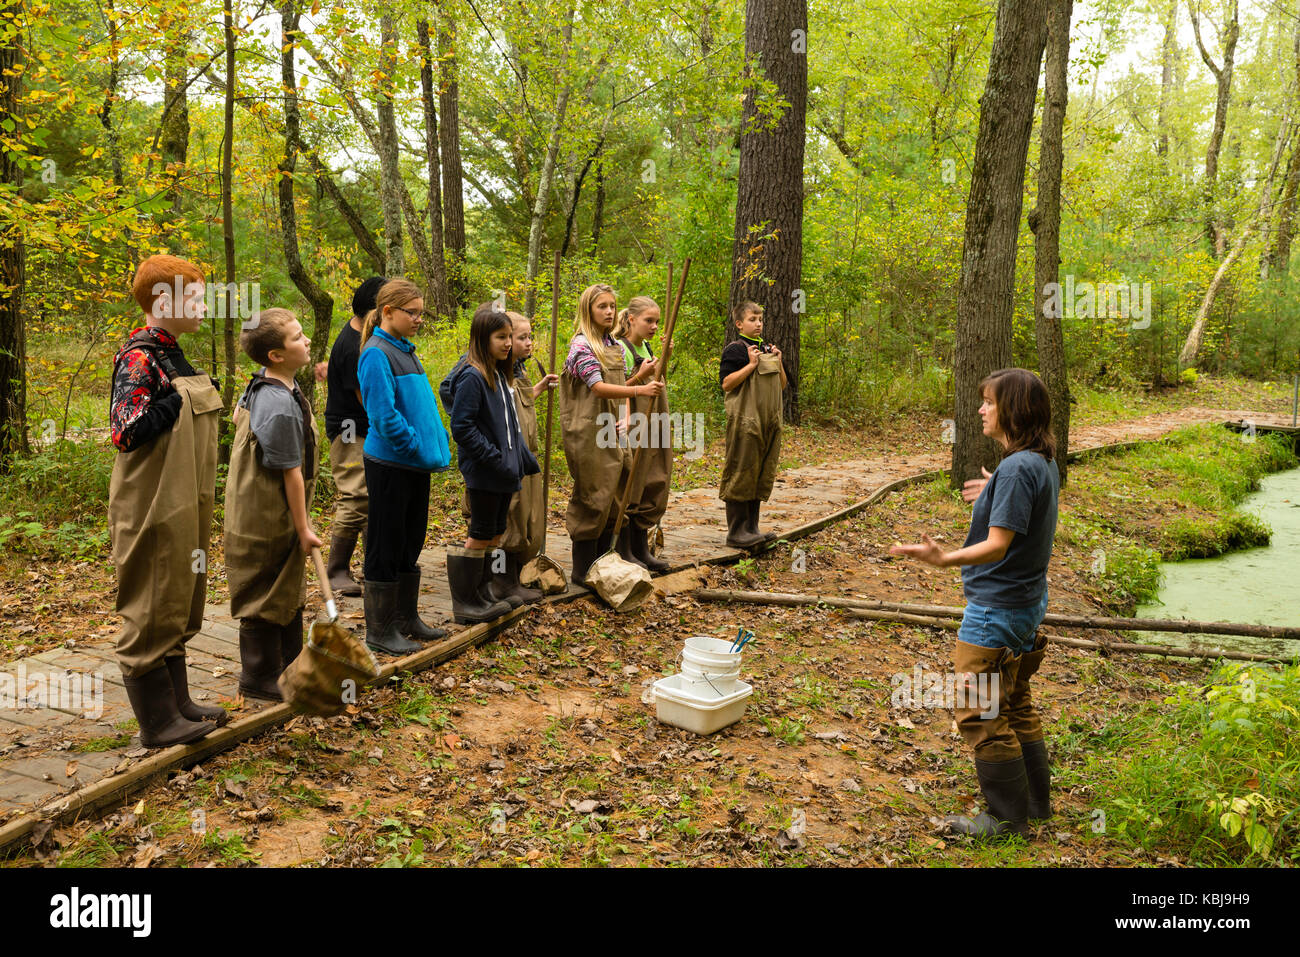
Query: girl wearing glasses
356 279 452 656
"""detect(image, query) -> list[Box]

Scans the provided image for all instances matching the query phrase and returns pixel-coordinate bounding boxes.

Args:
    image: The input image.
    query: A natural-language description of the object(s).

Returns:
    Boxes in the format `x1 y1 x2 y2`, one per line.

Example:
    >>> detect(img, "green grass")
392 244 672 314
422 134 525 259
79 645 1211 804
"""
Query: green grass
1080 662 1300 865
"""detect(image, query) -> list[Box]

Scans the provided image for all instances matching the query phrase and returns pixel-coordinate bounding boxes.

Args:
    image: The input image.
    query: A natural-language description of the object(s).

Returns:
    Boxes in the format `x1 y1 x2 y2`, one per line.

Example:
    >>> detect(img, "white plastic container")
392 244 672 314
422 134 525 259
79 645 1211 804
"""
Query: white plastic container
653 674 753 735
679 660 740 695
683 635 742 668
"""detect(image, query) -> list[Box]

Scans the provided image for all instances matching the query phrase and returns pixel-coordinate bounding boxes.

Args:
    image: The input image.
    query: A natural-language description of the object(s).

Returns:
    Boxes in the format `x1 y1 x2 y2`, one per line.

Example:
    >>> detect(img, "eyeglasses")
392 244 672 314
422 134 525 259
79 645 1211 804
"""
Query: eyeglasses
393 306 430 322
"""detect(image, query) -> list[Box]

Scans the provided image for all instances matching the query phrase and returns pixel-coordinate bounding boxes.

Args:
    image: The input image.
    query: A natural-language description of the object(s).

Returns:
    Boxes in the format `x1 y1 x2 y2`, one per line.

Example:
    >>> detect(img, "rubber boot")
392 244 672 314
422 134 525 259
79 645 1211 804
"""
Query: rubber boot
616 525 646 569
724 500 765 549
1021 738 1052 821
238 617 285 701
397 570 447 640
746 500 777 544
327 532 363 596
365 580 421 655
448 547 512 624
945 756 1032 839
281 607 304 668
123 665 215 749
630 524 671 573
163 655 228 726
570 537 599 586
491 552 543 605
486 548 525 609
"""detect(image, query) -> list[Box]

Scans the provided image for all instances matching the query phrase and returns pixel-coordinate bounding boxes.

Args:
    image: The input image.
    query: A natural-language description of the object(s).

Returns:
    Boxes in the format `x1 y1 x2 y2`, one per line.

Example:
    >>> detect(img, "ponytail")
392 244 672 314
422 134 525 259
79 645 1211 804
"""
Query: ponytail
360 308 380 345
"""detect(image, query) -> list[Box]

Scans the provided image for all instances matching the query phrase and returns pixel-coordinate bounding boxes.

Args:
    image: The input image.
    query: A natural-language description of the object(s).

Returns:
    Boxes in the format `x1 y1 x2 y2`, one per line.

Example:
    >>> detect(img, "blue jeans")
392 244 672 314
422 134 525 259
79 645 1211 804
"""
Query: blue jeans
958 592 1049 655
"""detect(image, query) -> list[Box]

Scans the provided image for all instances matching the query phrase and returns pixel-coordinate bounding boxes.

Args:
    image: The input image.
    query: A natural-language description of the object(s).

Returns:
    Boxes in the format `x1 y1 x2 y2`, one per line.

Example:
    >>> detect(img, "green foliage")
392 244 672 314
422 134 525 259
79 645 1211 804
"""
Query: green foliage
1086 663 1300 865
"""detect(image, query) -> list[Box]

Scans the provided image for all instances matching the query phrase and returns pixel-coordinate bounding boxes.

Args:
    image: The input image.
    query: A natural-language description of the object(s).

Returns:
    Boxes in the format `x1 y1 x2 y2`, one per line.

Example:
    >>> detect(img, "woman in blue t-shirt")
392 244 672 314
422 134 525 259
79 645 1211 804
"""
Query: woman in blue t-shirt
892 368 1059 840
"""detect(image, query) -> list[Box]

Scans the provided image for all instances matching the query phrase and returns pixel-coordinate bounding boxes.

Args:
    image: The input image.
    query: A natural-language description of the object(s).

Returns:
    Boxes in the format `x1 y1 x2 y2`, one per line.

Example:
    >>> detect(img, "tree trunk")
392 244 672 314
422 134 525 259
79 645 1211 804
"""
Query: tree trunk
0 0 27 471
589 154 605 256
1189 0 1239 258
560 136 603 257
437 4 467 307
950 0 1048 488
278 1 334 408
219 0 237 465
1179 215 1258 365
376 14 404 275
417 18 452 320
524 6 578 318
160 14 190 227
297 139 385 273
1031 0 1073 486
1266 20 1300 277
1156 0 1177 157
729 0 808 424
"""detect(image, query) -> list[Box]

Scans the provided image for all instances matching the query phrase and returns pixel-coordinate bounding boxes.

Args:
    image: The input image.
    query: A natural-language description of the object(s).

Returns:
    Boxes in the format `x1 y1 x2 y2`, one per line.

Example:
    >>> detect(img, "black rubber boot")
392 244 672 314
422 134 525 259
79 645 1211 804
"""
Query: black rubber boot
746 500 777 544
486 548 525 609
616 525 646 569
570 537 599 586
724 500 765 549
365 580 421 655
239 617 285 701
327 532 363 596
630 525 671 573
397 570 447 640
163 656 228 726
281 607 304 668
123 665 215 749
448 547 512 624
1021 738 1052 821
945 756 1032 840
491 551 543 605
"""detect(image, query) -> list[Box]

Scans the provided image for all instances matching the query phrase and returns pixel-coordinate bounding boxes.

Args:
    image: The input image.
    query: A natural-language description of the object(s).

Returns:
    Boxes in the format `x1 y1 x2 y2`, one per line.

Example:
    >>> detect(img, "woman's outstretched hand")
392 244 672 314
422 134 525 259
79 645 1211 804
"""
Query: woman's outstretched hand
889 534 948 567
961 467 993 504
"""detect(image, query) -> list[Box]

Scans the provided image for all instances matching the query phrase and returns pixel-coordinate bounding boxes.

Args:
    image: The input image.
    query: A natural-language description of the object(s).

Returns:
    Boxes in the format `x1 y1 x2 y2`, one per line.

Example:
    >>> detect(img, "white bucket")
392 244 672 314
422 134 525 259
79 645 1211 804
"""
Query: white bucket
653 674 753 735
683 635 742 669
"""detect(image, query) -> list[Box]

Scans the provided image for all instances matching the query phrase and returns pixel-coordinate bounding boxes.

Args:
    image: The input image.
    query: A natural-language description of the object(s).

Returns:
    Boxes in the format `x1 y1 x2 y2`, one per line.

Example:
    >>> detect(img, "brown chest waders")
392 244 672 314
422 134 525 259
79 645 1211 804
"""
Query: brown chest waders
224 383 318 627
110 373 221 679
719 352 783 503
502 370 546 559
560 347 630 541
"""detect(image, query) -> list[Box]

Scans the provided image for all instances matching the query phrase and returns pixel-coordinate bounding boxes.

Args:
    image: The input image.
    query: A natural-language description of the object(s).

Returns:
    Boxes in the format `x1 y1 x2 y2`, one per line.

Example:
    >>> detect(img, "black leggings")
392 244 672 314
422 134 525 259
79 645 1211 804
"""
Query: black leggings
466 487 512 540
363 458 430 582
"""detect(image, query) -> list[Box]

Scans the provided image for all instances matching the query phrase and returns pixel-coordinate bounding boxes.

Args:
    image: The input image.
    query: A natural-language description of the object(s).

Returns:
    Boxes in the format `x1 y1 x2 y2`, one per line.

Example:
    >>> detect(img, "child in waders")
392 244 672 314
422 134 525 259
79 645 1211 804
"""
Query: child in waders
444 306 542 622
560 284 665 584
225 308 321 701
613 296 672 573
321 276 387 596
891 368 1060 840
356 279 452 655
719 301 787 548
109 255 224 748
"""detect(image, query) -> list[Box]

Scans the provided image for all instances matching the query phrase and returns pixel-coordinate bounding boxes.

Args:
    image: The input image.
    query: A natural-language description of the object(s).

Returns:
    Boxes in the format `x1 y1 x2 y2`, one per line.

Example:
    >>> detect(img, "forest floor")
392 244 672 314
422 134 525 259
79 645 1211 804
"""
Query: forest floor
1 376 1295 867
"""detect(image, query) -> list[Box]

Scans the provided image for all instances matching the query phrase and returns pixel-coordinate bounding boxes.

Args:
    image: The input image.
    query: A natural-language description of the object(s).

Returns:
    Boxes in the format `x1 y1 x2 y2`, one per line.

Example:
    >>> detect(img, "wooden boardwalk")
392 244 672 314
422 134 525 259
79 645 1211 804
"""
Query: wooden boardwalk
0 407 1286 831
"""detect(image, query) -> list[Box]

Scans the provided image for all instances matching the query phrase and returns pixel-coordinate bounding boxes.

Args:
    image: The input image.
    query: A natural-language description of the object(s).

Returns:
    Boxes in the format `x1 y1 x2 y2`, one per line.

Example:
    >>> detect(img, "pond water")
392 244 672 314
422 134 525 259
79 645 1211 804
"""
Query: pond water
1136 465 1300 661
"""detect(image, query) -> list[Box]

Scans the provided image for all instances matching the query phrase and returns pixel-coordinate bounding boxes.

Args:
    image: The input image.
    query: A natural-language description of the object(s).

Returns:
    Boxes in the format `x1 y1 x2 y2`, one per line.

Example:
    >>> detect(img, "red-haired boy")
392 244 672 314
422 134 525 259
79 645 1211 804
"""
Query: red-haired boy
108 254 225 747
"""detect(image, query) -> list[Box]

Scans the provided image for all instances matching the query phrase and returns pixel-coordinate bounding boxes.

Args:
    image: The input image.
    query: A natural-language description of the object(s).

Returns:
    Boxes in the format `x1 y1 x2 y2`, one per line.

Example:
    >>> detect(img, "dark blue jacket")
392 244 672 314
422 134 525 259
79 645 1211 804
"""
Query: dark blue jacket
442 358 539 493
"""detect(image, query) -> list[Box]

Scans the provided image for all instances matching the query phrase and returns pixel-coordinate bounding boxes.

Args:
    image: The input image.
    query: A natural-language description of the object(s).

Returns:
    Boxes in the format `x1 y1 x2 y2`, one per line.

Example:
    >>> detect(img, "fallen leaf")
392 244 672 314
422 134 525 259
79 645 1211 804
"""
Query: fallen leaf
442 733 462 750
64 760 78 778
133 799 146 815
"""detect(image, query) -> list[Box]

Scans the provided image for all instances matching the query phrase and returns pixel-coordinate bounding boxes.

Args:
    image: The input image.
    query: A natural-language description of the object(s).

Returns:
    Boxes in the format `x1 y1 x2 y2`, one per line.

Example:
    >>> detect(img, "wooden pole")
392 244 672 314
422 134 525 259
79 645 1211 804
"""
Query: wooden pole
693 588 1300 642
610 258 690 540
538 251 560 558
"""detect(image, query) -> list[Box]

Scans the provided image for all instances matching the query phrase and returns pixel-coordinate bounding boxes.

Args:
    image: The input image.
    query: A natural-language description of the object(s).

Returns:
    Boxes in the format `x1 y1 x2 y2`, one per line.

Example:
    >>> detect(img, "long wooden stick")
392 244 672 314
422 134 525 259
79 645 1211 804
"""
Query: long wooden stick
539 251 561 558
693 588 1300 641
610 257 690 540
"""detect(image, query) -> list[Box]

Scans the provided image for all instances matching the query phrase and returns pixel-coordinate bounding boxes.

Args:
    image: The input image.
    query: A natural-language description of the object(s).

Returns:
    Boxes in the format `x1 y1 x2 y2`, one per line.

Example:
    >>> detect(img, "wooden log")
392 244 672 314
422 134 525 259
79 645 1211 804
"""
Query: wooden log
693 588 1300 641
849 609 959 630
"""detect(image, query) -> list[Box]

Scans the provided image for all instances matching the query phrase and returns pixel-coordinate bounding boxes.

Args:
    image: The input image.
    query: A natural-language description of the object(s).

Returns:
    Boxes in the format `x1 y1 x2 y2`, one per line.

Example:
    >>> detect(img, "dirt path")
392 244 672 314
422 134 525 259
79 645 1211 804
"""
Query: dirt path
0 405 1280 831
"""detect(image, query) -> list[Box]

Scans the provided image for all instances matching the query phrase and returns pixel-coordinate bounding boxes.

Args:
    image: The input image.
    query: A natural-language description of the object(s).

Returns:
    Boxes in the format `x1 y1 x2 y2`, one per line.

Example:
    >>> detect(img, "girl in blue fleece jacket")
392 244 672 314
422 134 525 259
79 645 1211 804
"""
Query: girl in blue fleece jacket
442 304 539 624
355 278 451 656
